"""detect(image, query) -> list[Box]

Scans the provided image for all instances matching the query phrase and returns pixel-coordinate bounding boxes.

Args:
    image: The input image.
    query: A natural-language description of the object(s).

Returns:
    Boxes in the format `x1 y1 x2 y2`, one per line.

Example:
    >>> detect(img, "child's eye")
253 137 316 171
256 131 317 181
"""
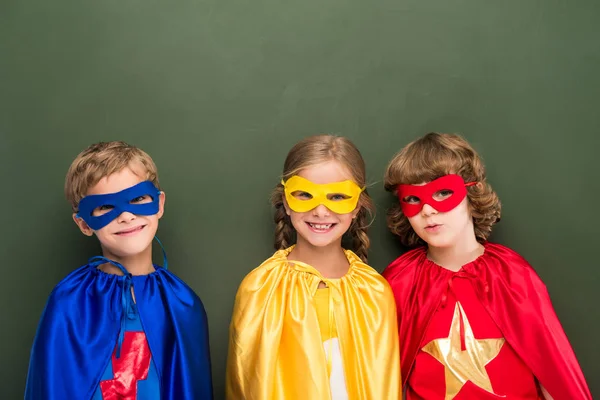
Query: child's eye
433 189 454 201
92 204 114 216
328 193 351 201
130 195 152 204
402 195 420 205
292 191 313 200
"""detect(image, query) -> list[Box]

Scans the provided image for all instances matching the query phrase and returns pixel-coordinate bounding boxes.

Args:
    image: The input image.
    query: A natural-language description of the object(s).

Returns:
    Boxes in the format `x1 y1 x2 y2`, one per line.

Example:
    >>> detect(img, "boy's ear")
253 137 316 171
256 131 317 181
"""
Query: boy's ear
157 191 166 219
72 213 94 236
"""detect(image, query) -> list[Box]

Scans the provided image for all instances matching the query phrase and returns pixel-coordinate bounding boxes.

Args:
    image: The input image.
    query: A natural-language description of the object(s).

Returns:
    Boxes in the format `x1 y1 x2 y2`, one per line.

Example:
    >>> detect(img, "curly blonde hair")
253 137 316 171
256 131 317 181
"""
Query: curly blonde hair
271 135 374 263
384 132 501 247
65 141 159 212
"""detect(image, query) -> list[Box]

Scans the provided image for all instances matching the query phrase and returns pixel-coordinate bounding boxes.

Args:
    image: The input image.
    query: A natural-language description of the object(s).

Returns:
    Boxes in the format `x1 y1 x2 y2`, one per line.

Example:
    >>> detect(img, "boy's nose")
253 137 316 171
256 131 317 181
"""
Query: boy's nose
117 211 136 223
421 203 438 217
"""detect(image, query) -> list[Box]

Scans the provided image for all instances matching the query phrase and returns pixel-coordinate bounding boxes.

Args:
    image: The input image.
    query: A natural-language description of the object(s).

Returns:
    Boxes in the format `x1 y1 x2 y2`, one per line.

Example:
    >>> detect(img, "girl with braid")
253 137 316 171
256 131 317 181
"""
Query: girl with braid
226 135 401 400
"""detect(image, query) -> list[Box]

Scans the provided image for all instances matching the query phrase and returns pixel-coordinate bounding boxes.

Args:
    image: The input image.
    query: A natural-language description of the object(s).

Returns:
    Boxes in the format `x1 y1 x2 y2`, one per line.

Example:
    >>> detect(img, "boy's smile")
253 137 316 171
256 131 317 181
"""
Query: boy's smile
114 224 147 236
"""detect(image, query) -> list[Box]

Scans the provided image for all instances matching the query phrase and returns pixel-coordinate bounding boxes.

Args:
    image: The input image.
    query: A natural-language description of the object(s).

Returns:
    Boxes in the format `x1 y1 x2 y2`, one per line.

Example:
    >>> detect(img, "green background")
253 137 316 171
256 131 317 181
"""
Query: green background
1 0 598 397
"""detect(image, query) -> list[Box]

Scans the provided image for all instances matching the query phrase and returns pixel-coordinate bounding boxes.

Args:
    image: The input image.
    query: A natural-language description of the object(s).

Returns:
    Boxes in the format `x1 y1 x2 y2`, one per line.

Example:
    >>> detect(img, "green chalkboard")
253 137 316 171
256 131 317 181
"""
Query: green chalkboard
1 0 598 397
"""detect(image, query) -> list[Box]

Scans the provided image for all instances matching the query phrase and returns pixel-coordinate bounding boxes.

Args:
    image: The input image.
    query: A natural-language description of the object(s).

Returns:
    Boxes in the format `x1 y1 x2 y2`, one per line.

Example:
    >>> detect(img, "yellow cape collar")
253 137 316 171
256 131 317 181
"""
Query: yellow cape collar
266 245 367 300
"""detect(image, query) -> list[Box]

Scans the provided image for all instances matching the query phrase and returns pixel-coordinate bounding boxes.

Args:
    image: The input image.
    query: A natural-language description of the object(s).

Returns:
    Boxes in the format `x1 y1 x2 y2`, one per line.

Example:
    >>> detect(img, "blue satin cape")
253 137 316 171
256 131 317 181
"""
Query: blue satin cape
25 258 213 400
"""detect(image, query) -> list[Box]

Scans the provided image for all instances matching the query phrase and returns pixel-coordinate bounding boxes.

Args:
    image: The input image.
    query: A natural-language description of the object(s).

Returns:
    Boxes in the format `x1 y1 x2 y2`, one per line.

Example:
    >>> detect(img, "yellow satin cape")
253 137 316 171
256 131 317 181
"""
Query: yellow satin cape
226 247 401 400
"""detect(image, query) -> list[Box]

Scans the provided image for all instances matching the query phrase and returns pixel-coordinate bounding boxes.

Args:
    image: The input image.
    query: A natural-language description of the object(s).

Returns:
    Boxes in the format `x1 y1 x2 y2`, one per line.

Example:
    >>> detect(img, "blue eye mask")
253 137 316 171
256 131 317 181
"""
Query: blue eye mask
77 181 161 230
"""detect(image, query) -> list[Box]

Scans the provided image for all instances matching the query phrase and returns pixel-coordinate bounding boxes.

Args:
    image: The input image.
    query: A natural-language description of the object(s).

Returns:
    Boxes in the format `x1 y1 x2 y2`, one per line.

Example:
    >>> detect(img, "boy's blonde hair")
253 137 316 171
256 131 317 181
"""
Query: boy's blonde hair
65 141 159 212
271 135 374 263
384 132 501 247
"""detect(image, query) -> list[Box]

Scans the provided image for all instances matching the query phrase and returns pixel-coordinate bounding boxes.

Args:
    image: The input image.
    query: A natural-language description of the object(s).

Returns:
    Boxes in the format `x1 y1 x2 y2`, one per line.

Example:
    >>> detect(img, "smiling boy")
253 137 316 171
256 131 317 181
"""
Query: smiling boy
25 141 213 400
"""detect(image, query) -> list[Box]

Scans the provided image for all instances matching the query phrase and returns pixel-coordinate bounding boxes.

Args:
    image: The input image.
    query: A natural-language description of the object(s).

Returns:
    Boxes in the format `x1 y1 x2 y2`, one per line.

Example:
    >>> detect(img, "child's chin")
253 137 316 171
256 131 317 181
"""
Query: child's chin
303 236 342 248
105 242 152 258
424 237 455 249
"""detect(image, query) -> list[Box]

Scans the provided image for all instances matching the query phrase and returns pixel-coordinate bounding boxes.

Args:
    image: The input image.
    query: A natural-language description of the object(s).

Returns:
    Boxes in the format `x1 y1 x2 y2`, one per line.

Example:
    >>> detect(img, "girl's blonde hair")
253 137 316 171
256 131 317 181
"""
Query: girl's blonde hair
384 132 501 247
271 135 374 262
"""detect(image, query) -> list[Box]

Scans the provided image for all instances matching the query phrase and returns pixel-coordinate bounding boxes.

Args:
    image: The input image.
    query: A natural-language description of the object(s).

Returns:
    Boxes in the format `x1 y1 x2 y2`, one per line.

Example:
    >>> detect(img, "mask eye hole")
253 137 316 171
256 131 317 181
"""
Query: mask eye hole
92 204 114 216
130 194 153 204
402 195 420 205
327 193 351 201
433 189 454 201
291 191 313 200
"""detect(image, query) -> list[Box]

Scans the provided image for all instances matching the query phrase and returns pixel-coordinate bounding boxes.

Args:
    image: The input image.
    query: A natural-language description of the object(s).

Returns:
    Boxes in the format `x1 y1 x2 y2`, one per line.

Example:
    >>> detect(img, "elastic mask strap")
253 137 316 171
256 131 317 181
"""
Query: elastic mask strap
154 236 168 270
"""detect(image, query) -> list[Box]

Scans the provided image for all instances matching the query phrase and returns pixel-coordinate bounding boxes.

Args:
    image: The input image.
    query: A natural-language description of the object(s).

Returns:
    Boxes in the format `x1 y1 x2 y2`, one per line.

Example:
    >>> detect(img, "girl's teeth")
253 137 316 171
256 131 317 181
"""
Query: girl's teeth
310 223 332 229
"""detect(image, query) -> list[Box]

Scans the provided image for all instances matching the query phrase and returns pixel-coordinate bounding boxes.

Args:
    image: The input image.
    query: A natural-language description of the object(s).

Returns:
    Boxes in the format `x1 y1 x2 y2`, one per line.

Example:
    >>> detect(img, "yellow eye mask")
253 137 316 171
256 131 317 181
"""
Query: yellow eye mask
282 175 363 214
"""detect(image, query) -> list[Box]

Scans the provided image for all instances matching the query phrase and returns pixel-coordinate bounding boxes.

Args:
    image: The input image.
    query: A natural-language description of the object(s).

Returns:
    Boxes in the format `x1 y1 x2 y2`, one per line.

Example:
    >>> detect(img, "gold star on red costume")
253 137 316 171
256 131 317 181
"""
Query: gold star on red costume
422 302 505 400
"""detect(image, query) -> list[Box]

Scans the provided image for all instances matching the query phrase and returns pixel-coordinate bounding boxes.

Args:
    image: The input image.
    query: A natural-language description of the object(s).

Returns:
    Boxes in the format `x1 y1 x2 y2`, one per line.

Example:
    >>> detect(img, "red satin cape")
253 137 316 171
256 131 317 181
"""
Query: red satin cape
382 242 591 399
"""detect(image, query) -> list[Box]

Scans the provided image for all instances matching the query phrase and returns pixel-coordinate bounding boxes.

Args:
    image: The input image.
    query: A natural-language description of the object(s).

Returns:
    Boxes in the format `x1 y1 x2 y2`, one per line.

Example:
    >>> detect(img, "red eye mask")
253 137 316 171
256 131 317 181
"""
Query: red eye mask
396 174 477 217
